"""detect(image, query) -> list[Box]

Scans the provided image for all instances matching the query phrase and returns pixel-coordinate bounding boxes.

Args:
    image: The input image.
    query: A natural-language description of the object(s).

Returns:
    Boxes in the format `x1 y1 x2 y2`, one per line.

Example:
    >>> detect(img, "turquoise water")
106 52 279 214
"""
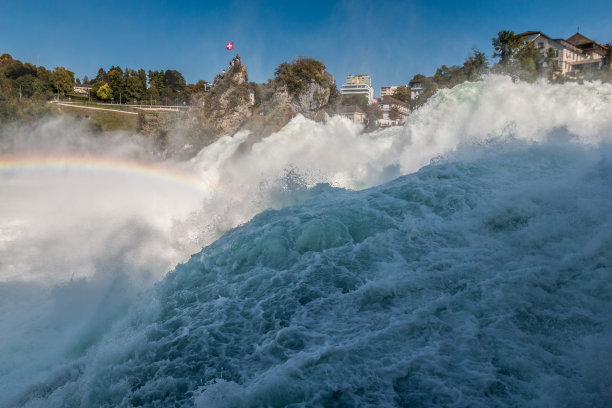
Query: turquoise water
2 77 612 407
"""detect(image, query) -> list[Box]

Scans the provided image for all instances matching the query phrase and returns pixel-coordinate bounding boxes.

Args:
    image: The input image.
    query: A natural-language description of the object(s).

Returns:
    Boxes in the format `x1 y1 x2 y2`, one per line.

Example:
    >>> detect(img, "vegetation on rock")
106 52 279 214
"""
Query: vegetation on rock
274 57 335 96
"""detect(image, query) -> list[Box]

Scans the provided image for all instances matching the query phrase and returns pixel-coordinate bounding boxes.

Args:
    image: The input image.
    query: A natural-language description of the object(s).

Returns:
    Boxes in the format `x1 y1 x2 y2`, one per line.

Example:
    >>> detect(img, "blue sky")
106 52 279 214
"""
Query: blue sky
2 0 611 96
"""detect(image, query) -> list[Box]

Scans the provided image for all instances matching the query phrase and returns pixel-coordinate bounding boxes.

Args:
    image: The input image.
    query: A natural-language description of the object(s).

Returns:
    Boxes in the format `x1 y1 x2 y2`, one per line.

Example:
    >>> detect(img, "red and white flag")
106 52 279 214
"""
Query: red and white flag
225 42 234 50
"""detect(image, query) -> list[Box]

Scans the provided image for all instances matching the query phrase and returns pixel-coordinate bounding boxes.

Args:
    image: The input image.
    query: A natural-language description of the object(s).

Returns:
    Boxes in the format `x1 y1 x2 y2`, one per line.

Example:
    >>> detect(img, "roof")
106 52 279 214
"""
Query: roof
517 31 542 37
338 105 365 114
566 33 594 46
380 95 407 107
567 32 608 56
518 31 594 54
553 38 581 53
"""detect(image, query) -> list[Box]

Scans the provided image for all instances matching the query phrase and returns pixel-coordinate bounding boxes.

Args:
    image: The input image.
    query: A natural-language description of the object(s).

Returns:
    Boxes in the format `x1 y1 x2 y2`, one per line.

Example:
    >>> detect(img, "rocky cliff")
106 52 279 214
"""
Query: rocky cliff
193 60 253 136
139 57 338 158
242 58 337 141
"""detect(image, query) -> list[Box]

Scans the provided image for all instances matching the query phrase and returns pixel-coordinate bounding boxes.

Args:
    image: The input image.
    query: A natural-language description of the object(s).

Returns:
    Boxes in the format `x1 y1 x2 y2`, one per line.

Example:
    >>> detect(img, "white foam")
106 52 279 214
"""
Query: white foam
2 76 612 406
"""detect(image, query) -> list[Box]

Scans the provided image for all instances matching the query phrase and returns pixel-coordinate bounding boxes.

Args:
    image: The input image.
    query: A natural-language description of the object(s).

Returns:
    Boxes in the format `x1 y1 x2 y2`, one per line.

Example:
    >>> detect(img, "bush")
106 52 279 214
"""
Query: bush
274 57 333 95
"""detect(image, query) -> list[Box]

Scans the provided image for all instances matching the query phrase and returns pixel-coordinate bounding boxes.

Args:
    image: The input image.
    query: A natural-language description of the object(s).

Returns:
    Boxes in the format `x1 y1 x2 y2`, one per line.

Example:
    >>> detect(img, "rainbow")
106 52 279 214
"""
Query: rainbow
0 154 239 199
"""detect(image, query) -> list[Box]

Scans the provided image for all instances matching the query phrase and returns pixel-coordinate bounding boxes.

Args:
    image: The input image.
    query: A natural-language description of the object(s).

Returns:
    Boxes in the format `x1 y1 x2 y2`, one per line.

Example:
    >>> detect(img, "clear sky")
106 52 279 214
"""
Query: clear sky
2 0 611 96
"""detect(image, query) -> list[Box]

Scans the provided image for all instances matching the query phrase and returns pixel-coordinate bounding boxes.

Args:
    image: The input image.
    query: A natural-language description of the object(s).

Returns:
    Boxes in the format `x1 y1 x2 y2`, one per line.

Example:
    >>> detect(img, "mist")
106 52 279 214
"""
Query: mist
2 75 612 405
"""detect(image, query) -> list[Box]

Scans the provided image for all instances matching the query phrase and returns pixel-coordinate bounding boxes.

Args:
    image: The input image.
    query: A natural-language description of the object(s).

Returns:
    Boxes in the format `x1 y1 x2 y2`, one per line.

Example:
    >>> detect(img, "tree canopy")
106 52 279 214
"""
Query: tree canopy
339 94 368 111
96 83 112 101
274 57 334 96
392 85 411 103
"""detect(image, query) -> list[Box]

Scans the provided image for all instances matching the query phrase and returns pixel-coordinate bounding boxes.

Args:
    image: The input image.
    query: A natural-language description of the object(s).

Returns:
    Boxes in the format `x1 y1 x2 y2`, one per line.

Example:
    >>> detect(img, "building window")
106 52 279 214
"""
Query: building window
538 42 544 49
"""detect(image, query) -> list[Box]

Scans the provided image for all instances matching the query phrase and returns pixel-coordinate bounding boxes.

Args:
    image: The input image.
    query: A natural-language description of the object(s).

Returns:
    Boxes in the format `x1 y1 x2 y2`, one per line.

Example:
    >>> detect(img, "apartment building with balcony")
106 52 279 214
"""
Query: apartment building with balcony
340 74 374 104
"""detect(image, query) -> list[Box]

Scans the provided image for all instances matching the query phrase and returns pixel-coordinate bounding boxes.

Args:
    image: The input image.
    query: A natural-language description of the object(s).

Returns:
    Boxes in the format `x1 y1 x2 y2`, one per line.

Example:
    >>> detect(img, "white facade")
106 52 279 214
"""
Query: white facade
380 86 397 97
381 85 409 98
409 78 431 99
338 107 366 124
519 31 605 75
73 84 93 95
341 74 374 104
377 96 409 126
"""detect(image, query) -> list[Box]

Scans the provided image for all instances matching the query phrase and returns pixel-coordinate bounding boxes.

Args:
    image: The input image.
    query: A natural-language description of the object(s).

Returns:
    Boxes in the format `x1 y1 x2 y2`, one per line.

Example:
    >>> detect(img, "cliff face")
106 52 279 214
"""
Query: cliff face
271 80 332 118
140 58 338 158
242 61 337 141
195 61 253 136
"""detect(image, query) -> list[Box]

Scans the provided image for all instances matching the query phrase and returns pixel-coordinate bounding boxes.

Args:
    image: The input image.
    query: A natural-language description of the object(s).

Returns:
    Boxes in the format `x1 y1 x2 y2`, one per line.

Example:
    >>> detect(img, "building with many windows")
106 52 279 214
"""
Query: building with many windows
73 84 93 95
566 32 609 72
409 77 433 99
518 31 609 75
380 86 396 97
381 85 410 98
340 74 374 104
377 95 410 127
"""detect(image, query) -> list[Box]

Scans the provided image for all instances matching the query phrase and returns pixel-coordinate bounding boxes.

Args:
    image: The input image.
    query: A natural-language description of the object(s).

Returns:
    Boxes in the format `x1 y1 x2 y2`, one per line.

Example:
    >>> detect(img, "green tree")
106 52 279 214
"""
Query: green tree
148 70 166 102
366 102 382 120
433 64 466 88
543 47 561 80
365 102 382 129
53 67 74 95
412 80 438 109
164 70 186 93
107 66 124 101
515 41 541 81
339 94 369 111
96 82 112 101
492 30 524 66
392 85 411 103
94 68 108 84
137 69 147 89
184 80 209 101
125 71 145 102
602 47 612 71
463 48 489 80
389 105 402 120
274 57 333 95
16 75 36 98
34 66 54 97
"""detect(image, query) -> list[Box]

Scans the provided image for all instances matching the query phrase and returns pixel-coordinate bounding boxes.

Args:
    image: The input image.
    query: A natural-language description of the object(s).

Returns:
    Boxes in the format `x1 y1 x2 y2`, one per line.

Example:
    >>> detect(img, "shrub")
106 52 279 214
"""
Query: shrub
274 57 333 95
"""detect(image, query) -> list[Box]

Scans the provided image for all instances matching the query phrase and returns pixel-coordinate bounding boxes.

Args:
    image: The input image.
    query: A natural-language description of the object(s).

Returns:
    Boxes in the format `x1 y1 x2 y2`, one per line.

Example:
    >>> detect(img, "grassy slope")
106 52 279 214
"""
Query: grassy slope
50 103 138 132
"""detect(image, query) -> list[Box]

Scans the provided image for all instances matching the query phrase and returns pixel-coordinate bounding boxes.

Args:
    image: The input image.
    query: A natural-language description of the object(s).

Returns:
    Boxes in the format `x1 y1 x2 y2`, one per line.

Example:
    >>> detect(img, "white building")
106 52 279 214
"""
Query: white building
518 31 581 75
518 31 608 75
408 77 433 99
73 84 93 95
566 32 608 72
377 95 409 127
338 105 366 124
380 85 409 98
380 86 397 97
340 74 374 104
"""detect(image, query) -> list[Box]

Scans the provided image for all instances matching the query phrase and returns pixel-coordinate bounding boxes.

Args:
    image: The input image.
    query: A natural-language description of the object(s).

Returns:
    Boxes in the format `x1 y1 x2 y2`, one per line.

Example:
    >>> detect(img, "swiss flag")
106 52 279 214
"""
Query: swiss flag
226 42 234 50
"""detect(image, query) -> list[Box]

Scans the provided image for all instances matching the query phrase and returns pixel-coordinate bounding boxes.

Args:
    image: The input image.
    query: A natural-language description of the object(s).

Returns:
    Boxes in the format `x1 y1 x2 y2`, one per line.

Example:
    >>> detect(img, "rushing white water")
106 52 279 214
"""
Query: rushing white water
1 76 612 407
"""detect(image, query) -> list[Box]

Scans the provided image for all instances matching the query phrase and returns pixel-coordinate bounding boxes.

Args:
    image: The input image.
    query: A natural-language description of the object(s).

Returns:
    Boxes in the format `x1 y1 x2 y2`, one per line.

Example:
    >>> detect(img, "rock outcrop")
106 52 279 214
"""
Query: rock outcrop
270 80 332 118
241 58 338 141
141 57 338 158
195 59 253 136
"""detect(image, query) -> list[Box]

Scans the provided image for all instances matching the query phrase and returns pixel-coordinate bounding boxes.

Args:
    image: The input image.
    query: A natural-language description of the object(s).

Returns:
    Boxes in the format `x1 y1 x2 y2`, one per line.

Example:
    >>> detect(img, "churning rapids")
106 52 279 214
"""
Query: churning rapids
1 76 612 407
